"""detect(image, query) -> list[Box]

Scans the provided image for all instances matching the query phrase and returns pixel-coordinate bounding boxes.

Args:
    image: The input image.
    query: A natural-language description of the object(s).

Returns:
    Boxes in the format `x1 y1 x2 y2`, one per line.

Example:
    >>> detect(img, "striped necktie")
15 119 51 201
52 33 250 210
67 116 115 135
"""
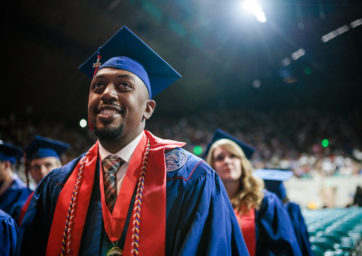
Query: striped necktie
102 155 123 212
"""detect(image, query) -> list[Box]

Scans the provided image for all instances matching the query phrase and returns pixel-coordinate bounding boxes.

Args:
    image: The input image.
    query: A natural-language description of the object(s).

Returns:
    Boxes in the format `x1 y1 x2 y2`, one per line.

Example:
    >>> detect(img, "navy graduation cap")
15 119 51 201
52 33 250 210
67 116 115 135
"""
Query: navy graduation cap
253 169 293 200
0 141 22 164
24 135 70 161
203 129 255 159
79 26 182 99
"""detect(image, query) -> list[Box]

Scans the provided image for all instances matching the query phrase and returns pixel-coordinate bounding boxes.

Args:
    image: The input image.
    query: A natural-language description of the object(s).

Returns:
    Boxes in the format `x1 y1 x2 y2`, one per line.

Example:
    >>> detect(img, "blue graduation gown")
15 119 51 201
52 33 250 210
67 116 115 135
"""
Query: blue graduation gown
285 202 312 255
0 209 18 256
19 148 249 255
255 191 302 256
0 176 32 220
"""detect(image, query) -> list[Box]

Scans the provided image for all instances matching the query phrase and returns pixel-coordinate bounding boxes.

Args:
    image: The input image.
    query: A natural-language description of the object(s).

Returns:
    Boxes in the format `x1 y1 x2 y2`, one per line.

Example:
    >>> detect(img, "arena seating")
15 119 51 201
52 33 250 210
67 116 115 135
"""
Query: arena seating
303 208 362 255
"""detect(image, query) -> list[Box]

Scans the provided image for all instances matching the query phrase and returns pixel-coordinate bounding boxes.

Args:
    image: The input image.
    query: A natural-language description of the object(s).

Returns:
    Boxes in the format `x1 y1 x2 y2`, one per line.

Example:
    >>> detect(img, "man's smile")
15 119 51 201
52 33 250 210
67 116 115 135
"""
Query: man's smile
96 105 123 121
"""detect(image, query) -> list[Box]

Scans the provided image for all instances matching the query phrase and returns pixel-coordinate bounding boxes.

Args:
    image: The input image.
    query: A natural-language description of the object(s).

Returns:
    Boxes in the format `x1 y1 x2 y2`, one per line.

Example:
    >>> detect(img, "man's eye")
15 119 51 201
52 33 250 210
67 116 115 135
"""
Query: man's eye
31 165 40 171
92 81 104 89
119 82 132 88
45 163 53 168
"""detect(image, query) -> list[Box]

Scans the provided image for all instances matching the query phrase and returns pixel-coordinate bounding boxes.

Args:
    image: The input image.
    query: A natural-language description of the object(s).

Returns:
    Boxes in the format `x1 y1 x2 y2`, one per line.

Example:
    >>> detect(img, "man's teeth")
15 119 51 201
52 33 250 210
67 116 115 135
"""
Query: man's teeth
100 109 118 115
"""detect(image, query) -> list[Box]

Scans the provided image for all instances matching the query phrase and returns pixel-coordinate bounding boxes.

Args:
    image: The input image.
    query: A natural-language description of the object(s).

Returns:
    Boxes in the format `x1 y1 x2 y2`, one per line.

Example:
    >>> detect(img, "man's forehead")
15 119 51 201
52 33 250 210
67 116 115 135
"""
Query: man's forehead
93 68 138 80
92 67 147 89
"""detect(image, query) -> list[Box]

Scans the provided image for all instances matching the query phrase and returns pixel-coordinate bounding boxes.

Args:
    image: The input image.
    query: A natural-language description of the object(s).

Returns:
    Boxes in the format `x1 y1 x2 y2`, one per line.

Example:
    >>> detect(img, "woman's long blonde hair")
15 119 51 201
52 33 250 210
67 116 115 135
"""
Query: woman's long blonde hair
206 138 264 214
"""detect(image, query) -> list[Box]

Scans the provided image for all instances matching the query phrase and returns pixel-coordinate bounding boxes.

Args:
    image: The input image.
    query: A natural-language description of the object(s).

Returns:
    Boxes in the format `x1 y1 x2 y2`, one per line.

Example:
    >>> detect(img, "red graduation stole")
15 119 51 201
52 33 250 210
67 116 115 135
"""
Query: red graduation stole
234 208 256 256
18 192 34 225
46 131 185 256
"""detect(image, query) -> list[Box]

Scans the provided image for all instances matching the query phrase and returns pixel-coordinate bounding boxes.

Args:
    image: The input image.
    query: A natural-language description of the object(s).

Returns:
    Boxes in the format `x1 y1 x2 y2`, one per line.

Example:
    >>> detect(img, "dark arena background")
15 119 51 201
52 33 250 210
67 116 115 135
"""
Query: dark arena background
1 0 362 254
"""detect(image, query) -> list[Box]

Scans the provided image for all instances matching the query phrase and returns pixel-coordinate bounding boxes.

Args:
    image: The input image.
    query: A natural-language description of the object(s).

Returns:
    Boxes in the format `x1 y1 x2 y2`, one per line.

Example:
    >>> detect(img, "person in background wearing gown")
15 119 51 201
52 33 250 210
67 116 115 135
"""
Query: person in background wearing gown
24 135 70 186
254 169 314 256
18 27 248 256
0 209 18 256
0 141 32 220
17 135 70 224
206 129 302 256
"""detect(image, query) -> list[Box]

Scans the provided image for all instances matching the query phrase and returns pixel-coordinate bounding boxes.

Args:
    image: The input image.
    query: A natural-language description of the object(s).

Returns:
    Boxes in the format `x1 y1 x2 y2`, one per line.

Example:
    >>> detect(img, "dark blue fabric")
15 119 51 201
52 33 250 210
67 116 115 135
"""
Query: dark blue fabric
286 202 313 256
99 56 151 98
78 26 182 98
24 135 70 160
264 181 287 201
255 190 302 256
0 142 22 164
32 148 60 160
0 153 17 164
19 149 249 255
0 176 32 220
0 209 18 256
203 129 255 159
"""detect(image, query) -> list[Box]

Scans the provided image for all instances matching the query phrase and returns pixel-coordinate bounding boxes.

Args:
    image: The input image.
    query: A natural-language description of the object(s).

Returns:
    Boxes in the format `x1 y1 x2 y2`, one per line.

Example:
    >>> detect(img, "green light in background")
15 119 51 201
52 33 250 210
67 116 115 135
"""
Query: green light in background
321 139 329 148
304 67 312 76
193 146 203 155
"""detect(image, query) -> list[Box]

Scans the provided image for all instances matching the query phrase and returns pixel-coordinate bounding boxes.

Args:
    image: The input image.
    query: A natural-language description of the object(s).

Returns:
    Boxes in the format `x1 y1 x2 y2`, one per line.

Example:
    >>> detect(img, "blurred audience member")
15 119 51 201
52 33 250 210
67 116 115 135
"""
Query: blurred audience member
0 209 18 256
0 141 32 219
254 169 312 256
206 130 302 256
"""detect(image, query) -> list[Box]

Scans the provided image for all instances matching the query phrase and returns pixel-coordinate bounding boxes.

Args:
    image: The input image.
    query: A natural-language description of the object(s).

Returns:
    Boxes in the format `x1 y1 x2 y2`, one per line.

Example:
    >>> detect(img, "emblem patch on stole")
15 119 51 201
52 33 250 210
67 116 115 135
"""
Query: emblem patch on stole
165 149 187 172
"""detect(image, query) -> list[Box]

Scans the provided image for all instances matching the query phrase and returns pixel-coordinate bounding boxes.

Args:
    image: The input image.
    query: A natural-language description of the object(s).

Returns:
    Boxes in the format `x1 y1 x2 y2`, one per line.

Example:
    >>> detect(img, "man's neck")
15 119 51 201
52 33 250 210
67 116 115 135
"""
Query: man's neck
99 130 144 154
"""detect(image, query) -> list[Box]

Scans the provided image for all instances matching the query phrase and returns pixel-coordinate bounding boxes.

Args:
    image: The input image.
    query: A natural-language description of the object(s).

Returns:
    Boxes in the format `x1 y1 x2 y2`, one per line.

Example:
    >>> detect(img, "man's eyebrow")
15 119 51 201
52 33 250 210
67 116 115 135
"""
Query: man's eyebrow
116 74 136 82
93 74 136 82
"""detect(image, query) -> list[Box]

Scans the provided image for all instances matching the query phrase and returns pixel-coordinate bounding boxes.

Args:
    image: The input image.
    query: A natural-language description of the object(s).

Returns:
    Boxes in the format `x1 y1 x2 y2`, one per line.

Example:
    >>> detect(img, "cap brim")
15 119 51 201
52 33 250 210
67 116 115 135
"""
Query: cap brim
253 169 293 181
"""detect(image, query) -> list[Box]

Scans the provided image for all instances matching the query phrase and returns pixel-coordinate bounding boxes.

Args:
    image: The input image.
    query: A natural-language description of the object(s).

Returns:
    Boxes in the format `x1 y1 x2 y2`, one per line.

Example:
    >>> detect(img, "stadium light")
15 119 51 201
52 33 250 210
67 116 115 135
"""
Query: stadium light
350 18 362 28
79 119 87 128
321 139 329 148
193 146 203 155
241 0 267 23
281 57 292 67
291 48 305 60
252 79 261 88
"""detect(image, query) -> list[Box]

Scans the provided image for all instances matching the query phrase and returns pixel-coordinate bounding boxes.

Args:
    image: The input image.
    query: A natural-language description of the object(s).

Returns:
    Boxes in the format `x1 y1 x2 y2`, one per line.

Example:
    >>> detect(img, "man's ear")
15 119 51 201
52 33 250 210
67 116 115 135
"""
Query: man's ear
4 161 11 170
143 100 156 120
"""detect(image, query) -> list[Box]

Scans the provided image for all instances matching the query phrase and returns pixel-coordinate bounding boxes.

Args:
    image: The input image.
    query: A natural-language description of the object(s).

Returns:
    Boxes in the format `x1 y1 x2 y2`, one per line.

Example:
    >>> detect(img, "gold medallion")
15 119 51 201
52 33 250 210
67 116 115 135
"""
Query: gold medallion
106 246 123 256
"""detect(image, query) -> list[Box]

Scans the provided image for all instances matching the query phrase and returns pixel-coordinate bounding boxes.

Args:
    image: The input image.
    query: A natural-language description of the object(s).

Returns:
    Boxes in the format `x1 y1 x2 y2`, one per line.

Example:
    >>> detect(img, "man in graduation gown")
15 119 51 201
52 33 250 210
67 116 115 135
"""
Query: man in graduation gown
19 26 248 256
254 169 313 256
24 135 70 186
0 142 32 219
0 209 19 256
17 135 70 224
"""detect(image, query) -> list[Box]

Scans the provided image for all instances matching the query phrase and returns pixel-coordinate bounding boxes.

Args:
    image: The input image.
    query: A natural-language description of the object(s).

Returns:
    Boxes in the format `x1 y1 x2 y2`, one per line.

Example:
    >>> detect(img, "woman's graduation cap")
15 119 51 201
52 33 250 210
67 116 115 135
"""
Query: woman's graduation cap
0 141 22 164
79 26 182 99
253 169 293 200
203 129 255 159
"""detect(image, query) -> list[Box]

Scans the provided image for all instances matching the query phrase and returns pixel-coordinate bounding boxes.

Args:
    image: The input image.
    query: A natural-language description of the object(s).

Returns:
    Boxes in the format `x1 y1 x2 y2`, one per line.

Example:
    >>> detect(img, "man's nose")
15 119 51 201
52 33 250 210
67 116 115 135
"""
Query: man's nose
101 83 118 101
40 165 50 177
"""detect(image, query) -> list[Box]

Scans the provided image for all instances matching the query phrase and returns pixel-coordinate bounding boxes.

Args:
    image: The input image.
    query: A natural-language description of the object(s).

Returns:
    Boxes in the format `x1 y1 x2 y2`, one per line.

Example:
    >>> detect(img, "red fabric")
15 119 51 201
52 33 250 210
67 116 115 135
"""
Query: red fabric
99 133 147 242
46 141 99 256
46 131 185 256
234 208 256 256
18 192 34 225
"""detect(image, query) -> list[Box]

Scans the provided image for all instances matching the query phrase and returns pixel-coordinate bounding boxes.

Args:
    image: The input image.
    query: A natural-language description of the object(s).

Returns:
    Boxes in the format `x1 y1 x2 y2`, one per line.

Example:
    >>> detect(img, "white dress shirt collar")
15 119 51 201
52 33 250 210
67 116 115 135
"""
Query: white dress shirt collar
98 131 144 163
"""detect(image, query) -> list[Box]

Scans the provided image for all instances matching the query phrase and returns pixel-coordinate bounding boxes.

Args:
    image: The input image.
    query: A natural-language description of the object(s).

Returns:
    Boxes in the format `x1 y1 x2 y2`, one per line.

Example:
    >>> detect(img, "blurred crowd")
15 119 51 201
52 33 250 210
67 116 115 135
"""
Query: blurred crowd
1 108 361 178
